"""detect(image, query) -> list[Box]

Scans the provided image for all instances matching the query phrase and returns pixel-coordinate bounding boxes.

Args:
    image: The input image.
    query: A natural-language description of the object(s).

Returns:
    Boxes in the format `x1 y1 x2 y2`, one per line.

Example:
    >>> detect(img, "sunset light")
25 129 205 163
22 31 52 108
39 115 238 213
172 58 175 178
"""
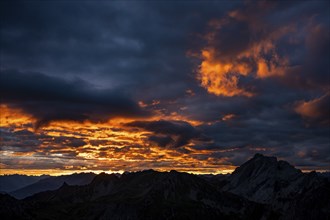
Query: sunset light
0 1 329 219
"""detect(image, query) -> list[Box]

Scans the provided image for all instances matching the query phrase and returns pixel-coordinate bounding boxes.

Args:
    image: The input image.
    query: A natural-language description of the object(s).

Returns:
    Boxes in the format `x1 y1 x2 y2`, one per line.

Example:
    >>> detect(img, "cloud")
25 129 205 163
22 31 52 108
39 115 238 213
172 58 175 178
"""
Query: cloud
126 120 210 148
0 127 88 153
0 128 41 152
196 6 290 96
53 136 87 148
0 0 241 104
0 69 149 129
295 92 330 125
0 1 329 172
195 1 329 97
148 135 175 148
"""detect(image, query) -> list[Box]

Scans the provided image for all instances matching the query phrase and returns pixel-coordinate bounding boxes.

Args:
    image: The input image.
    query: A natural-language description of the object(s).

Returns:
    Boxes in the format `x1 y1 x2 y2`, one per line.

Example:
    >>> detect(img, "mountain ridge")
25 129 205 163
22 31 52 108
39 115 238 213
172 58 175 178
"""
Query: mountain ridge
10 172 97 199
1 154 329 220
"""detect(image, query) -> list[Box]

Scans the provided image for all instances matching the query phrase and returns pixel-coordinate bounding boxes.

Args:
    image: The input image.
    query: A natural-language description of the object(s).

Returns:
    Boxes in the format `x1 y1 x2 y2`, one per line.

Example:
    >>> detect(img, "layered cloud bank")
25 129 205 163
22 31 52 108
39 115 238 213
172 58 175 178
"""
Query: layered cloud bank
0 0 329 174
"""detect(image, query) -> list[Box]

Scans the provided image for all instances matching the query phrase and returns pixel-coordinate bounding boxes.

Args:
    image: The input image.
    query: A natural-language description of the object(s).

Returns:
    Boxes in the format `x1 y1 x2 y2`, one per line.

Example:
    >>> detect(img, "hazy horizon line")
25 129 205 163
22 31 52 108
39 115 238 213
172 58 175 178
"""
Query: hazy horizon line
1 168 329 177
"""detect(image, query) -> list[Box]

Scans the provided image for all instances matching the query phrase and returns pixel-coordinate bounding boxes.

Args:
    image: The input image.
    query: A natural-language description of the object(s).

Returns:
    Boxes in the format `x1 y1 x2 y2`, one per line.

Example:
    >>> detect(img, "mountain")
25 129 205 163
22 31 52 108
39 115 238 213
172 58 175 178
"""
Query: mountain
223 153 305 203
17 170 274 220
319 171 330 180
0 154 329 220
0 175 49 193
0 193 33 220
222 153 330 219
10 172 96 199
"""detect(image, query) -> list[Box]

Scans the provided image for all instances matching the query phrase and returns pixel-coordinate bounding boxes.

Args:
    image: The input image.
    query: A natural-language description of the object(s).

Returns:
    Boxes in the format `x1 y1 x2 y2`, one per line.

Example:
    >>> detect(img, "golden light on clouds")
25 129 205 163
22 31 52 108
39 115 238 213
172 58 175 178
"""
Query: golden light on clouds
197 12 291 97
294 92 330 125
0 105 237 175
0 104 35 128
199 49 253 97
1 0 329 180
222 114 236 121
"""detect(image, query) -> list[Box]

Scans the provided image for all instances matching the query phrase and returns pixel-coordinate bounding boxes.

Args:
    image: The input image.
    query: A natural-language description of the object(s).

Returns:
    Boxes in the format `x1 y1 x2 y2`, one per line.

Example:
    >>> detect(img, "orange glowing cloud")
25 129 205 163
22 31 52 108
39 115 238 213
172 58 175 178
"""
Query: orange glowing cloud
0 105 238 175
222 114 236 121
199 49 253 97
0 104 36 128
294 92 330 125
196 9 292 97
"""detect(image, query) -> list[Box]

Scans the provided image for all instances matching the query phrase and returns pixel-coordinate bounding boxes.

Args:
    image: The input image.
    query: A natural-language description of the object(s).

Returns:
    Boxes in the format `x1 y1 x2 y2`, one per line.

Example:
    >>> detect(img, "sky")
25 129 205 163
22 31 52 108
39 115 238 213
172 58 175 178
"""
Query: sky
0 0 329 175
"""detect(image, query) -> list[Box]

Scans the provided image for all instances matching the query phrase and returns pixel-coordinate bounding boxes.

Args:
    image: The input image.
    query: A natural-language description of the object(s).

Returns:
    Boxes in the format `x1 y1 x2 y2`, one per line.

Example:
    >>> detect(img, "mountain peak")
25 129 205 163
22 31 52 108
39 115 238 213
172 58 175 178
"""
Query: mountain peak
231 154 301 180
60 181 69 188
253 153 265 158
224 154 304 203
251 153 277 162
90 173 118 186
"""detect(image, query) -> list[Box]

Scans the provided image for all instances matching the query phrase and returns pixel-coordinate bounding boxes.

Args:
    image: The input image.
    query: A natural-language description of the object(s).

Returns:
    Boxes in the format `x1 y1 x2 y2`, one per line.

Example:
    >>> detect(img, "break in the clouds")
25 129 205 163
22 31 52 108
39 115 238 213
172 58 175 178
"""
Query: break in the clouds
0 0 329 174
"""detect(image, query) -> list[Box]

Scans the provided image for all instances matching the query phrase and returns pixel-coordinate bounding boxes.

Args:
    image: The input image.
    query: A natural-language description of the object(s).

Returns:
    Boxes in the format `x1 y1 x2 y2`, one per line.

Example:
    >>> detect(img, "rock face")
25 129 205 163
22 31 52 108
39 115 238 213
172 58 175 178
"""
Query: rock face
0 154 329 220
222 154 330 219
224 153 305 203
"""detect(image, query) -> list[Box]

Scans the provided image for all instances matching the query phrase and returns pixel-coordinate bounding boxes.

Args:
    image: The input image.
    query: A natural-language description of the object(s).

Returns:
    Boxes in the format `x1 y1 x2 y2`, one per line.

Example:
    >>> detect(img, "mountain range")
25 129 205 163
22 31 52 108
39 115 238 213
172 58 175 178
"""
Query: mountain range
10 173 96 199
0 175 49 193
1 154 329 220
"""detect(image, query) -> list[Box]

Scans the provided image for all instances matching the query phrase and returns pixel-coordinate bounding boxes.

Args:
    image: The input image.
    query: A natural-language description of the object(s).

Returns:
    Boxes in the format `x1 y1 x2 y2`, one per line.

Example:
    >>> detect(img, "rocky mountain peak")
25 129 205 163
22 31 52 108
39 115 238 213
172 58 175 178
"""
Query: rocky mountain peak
223 154 305 204
90 173 118 185
231 154 301 179
60 181 69 188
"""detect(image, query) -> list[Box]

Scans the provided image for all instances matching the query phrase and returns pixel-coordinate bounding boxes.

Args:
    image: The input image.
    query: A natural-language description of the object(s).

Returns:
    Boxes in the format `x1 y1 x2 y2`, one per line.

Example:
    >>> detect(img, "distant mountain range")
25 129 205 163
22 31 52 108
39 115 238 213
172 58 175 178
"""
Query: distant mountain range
1 173 96 199
0 154 329 220
0 175 49 193
10 173 96 199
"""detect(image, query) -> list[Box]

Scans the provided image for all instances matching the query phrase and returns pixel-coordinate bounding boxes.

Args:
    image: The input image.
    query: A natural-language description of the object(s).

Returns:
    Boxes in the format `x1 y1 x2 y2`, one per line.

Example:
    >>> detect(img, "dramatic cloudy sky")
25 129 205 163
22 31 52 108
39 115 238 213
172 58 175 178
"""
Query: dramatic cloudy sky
0 0 329 175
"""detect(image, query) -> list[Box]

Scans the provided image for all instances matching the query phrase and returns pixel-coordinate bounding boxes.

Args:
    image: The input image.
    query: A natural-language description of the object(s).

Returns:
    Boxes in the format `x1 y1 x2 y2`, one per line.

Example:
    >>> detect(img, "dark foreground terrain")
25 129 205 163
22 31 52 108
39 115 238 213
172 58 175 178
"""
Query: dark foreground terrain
1 154 329 220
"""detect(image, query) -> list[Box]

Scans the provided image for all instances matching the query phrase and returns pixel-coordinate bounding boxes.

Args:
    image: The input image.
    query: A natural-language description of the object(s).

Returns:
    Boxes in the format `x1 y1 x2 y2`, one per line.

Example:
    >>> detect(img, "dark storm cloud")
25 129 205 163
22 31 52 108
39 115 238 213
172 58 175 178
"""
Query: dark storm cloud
52 136 87 148
194 0 329 96
0 69 149 128
126 120 210 148
148 135 175 148
184 1 329 168
89 140 111 147
0 0 329 170
0 128 41 152
0 128 87 156
0 0 239 100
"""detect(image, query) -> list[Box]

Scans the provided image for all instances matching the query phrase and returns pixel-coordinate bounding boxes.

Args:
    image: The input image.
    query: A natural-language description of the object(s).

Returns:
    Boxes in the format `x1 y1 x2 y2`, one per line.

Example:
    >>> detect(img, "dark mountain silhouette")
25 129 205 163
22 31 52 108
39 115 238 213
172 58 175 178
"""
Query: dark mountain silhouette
0 154 329 220
222 154 330 219
319 171 330 180
18 170 273 220
0 193 32 220
10 173 96 199
0 175 49 193
223 153 317 202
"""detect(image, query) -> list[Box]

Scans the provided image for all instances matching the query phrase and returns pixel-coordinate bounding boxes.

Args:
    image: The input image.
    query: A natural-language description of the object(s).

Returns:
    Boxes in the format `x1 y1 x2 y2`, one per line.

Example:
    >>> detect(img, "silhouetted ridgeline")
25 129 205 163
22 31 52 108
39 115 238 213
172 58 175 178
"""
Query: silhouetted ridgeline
0 175 49 193
10 173 96 199
0 154 329 220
